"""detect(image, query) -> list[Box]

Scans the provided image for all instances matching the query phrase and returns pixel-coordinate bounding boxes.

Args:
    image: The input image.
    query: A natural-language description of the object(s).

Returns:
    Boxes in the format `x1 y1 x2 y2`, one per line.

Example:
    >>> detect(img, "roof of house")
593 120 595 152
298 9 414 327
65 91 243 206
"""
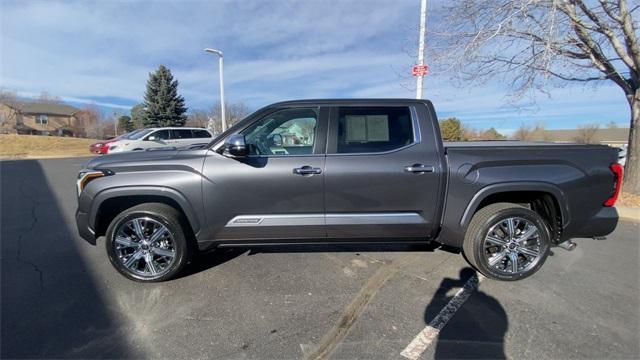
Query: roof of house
542 128 630 143
2 100 79 116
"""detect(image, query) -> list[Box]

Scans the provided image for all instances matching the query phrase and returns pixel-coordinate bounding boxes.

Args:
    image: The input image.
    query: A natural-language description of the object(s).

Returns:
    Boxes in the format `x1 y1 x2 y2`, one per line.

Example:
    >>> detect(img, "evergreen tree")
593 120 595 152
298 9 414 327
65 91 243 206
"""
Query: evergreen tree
130 103 147 129
143 65 187 127
118 115 135 133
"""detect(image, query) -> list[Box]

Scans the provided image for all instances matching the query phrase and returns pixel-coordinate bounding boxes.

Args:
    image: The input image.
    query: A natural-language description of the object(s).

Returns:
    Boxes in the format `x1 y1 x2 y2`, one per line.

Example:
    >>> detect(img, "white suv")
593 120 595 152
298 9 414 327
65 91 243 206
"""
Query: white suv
107 127 214 153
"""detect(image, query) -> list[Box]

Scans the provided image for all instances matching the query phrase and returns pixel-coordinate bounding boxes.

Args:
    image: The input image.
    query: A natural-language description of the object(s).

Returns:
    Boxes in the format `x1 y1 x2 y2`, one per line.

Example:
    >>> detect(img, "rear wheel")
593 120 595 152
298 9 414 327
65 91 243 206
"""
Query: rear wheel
463 202 551 281
105 203 191 282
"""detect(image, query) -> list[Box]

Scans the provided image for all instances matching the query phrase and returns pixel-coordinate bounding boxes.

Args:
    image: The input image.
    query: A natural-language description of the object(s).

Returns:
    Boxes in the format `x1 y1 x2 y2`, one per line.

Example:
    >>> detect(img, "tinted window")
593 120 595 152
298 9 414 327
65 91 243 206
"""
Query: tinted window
335 107 413 154
147 130 170 140
240 108 317 156
130 129 153 140
171 129 193 139
192 129 212 138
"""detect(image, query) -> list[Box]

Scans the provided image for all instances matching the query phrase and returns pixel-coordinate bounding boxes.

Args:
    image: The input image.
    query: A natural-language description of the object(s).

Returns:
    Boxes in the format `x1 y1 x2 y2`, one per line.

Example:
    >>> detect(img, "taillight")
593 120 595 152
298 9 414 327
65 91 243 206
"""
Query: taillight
604 163 624 207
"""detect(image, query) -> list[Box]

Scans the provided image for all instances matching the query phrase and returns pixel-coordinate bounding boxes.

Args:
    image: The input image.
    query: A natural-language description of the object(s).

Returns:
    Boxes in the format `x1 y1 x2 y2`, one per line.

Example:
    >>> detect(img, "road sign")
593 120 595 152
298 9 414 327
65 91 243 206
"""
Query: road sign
412 64 429 77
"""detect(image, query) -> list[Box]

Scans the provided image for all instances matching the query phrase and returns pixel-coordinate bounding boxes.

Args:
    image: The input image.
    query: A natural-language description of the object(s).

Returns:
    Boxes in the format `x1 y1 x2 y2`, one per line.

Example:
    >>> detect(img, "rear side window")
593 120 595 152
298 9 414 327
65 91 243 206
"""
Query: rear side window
171 129 193 139
192 129 212 138
335 107 414 154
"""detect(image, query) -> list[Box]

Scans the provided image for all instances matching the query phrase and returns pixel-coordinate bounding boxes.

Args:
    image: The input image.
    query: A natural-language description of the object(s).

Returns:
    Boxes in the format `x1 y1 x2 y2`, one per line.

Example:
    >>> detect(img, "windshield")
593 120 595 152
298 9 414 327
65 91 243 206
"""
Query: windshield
119 129 143 139
128 129 153 140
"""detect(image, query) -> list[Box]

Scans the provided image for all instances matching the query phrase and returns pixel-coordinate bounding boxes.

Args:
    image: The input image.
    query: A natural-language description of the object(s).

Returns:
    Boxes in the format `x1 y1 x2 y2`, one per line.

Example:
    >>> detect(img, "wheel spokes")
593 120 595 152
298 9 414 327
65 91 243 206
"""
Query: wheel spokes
489 250 508 267
517 226 538 243
508 251 519 273
152 247 175 258
131 218 146 240
486 235 508 247
517 246 539 258
123 249 144 268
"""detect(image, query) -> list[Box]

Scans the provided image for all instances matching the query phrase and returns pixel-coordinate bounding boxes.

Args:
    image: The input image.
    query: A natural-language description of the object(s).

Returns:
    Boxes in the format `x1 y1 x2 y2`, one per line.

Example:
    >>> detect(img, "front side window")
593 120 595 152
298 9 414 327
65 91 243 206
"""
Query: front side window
335 106 413 154
240 108 317 156
37 114 48 125
146 129 170 141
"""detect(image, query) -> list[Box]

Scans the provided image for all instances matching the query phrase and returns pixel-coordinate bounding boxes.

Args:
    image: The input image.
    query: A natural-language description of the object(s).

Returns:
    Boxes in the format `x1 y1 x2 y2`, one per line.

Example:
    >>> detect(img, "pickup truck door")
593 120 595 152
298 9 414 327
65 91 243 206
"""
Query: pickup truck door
201 107 329 241
324 104 444 239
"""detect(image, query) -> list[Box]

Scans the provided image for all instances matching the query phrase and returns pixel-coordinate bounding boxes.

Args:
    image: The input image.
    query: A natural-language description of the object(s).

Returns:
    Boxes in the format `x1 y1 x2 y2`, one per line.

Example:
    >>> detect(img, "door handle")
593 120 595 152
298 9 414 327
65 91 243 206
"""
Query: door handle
293 166 322 175
404 164 434 173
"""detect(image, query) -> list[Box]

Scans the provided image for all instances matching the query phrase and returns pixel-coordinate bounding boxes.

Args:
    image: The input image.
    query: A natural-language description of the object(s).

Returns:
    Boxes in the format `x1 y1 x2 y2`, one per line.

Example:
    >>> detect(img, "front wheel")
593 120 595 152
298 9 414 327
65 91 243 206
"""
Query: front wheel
105 203 191 282
463 202 551 281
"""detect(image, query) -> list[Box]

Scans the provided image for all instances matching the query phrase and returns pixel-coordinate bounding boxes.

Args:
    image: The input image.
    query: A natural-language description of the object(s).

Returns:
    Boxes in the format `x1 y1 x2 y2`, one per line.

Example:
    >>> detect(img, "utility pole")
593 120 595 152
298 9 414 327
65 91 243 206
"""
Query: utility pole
204 48 226 133
416 0 427 99
113 112 118 136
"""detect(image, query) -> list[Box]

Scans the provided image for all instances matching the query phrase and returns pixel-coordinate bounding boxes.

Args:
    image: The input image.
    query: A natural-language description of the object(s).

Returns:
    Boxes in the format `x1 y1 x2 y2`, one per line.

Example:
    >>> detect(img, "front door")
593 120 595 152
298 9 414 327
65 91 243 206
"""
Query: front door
324 104 443 239
202 107 329 241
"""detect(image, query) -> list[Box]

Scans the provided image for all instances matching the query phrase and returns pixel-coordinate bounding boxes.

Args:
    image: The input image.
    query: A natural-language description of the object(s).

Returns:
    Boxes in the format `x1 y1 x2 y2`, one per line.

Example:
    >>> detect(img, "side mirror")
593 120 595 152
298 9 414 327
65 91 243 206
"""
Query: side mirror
224 134 248 157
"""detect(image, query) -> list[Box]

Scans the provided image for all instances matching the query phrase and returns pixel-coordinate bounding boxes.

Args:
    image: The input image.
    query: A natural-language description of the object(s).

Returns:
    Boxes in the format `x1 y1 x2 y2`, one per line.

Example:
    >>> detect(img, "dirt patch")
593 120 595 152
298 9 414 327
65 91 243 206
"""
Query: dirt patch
0 134 96 158
619 192 640 208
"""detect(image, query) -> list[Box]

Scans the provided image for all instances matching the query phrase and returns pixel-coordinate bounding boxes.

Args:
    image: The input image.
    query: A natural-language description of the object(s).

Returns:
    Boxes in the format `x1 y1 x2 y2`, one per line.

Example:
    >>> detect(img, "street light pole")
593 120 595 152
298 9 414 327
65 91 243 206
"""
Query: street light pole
204 48 226 133
416 0 427 99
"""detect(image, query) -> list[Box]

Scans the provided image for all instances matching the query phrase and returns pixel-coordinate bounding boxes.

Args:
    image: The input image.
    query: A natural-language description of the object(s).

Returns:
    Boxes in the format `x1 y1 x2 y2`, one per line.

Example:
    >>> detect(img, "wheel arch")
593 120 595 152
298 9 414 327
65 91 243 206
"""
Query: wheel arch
90 186 200 239
460 182 569 243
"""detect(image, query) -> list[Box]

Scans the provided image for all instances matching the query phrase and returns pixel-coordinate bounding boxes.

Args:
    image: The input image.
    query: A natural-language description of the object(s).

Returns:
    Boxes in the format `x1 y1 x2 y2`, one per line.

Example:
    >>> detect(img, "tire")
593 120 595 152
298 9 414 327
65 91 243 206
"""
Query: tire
105 203 192 282
462 202 551 281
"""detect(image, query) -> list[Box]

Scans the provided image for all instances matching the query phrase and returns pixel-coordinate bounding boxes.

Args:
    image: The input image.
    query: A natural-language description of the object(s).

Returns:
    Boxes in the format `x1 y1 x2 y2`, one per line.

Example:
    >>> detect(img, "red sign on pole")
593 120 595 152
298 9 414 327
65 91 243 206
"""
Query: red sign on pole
412 64 429 77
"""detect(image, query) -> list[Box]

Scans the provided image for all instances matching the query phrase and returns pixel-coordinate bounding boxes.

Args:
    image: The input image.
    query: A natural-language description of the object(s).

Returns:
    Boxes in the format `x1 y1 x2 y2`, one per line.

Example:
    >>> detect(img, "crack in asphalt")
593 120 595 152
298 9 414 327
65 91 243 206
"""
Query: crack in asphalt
15 179 44 291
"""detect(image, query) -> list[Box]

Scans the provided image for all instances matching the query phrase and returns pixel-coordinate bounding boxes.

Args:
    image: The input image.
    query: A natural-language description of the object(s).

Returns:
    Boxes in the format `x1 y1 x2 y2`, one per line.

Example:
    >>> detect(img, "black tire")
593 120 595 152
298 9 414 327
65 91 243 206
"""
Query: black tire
105 203 192 282
462 202 551 281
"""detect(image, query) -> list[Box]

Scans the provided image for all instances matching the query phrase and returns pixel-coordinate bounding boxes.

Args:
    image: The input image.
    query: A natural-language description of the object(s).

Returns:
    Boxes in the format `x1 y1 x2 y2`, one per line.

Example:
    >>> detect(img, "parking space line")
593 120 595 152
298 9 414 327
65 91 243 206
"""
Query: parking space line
400 272 482 360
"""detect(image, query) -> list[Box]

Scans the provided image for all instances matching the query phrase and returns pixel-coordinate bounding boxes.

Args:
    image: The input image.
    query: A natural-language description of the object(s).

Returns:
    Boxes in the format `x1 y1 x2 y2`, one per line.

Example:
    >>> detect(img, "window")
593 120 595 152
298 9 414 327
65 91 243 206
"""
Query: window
192 129 212 138
146 129 170 141
335 107 413 154
170 129 193 139
36 115 48 125
240 108 317 156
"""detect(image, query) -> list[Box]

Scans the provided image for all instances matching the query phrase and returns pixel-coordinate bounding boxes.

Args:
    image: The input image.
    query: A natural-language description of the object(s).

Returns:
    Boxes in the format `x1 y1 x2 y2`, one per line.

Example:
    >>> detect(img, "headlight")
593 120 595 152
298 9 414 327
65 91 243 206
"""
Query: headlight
77 169 113 196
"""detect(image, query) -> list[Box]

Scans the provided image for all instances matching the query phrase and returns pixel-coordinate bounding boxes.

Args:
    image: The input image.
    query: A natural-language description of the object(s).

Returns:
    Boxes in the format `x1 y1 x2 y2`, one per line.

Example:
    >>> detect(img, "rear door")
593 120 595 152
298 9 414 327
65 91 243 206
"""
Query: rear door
324 104 443 239
169 129 194 147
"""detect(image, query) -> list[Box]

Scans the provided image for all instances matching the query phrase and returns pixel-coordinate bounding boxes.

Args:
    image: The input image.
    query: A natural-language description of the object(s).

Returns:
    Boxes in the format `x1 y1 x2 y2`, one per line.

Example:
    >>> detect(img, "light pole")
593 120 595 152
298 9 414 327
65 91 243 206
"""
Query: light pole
204 48 226 133
416 0 427 99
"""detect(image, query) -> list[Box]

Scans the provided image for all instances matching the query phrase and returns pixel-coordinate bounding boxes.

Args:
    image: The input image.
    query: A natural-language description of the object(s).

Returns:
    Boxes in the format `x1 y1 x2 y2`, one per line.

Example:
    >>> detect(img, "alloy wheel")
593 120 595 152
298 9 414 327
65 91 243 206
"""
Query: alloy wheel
482 216 542 276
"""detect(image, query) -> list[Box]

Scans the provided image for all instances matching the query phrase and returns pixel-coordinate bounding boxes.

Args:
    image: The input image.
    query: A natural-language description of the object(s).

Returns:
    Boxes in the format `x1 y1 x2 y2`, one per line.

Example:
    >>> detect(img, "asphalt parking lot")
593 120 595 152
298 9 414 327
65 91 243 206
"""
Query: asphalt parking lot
1 157 639 359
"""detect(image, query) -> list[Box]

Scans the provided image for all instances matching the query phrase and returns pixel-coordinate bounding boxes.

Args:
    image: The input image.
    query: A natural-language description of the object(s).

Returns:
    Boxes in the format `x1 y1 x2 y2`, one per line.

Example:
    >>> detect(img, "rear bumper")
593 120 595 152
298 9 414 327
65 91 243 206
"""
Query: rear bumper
76 210 96 245
575 207 619 239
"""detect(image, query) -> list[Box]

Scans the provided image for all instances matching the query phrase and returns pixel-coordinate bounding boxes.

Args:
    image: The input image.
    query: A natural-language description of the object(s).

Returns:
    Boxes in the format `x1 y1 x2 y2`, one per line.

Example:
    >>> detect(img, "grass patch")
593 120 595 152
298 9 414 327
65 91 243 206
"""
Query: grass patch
0 134 96 158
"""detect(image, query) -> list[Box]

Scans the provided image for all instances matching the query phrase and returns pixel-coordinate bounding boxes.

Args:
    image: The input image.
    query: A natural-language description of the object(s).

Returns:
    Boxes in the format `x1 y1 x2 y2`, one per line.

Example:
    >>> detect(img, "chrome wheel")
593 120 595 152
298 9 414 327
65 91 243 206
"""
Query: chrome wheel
482 216 542 276
112 217 176 278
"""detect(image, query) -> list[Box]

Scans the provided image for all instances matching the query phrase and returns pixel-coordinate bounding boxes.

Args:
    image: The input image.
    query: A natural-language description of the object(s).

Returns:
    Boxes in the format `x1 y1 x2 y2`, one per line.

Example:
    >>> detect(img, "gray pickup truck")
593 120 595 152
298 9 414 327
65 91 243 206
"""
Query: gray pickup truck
76 99 622 282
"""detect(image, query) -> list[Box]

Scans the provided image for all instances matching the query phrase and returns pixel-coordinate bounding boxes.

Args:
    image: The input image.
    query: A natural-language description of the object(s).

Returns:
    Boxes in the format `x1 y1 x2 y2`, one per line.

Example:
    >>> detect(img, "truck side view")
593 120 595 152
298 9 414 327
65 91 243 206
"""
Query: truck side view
76 99 622 282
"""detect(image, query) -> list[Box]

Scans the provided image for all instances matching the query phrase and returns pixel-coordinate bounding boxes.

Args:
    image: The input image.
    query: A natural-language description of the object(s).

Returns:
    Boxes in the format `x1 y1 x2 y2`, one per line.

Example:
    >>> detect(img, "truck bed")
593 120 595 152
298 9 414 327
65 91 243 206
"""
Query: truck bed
444 141 610 150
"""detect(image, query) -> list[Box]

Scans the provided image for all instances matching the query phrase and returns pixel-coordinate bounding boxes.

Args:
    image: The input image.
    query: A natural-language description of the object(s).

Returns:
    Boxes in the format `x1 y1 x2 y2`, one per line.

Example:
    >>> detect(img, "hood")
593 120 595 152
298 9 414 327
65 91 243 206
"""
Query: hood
84 148 209 170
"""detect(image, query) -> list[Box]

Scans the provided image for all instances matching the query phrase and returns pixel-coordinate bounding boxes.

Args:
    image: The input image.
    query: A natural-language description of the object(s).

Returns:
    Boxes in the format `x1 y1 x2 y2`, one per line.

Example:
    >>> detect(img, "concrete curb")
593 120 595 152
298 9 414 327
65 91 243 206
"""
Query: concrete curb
617 206 640 221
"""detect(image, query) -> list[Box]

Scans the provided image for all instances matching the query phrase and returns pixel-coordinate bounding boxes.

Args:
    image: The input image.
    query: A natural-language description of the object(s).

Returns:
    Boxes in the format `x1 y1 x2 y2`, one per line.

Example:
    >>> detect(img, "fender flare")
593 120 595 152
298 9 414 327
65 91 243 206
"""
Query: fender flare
459 181 570 229
89 185 201 235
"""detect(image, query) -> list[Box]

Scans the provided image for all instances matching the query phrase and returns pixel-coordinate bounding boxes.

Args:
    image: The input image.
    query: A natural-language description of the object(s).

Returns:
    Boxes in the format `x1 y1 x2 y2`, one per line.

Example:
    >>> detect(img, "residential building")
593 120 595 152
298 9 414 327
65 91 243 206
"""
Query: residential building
0 100 80 136
541 128 630 147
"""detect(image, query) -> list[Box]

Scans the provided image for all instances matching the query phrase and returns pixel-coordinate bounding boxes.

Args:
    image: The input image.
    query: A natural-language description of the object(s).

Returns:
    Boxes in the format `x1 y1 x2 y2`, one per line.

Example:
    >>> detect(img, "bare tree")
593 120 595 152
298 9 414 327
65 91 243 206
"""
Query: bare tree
574 122 601 143
38 91 62 104
433 0 640 194
512 122 548 141
186 109 210 128
74 106 101 139
207 101 251 134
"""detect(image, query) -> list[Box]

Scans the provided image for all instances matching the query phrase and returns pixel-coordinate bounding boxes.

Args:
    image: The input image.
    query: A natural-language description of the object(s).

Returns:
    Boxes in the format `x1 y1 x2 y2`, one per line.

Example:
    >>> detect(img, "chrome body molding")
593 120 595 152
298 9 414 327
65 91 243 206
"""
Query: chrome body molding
225 213 425 227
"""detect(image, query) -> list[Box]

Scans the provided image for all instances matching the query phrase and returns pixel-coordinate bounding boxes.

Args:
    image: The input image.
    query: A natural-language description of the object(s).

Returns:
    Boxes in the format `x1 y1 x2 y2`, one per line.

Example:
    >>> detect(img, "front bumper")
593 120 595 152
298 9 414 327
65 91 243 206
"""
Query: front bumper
76 210 96 245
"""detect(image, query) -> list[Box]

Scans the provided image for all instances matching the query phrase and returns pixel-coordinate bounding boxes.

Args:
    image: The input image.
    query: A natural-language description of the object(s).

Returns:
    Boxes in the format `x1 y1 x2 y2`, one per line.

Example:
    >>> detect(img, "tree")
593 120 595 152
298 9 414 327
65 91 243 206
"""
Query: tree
186 109 210 128
433 0 640 194
130 103 146 129
38 91 61 103
480 127 507 140
439 117 466 141
513 123 548 141
143 65 187 127
118 115 134 133
73 106 101 139
574 123 601 144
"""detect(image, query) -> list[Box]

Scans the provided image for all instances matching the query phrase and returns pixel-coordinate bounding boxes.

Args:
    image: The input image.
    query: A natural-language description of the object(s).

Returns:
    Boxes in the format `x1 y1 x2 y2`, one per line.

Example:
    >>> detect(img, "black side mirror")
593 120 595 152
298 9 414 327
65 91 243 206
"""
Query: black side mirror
224 134 248 157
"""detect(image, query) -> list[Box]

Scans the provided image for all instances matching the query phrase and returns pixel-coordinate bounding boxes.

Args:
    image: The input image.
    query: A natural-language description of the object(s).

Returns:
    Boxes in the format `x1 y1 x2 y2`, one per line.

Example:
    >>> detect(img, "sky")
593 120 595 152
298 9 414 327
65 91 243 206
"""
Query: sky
0 0 632 133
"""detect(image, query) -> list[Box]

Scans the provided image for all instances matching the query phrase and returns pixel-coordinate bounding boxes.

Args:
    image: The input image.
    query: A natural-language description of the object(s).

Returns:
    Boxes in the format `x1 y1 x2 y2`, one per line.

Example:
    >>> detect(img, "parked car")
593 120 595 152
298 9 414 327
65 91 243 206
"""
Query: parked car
76 99 621 282
617 145 628 166
106 127 213 153
89 130 144 155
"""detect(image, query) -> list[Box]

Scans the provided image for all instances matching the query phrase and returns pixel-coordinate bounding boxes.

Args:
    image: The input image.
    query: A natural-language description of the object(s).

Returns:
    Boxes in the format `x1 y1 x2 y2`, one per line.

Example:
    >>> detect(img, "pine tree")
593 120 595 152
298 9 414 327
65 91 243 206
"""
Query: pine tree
143 65 187 127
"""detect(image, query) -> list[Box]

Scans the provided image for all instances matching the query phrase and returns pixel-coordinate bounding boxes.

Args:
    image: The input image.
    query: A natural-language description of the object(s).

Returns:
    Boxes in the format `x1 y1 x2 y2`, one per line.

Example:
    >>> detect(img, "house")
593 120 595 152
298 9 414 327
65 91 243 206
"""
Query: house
0 100 80 136
541 128 630 147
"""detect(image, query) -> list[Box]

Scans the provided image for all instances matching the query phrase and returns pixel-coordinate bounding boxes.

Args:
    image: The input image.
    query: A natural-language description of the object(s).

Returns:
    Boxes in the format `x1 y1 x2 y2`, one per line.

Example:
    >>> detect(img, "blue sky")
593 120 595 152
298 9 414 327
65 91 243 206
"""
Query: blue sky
0 0 631 133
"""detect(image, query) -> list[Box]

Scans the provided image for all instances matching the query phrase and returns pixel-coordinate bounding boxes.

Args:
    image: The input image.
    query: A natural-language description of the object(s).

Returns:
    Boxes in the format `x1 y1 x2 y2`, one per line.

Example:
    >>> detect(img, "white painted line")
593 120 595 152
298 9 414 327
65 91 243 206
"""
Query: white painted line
400 273 482 360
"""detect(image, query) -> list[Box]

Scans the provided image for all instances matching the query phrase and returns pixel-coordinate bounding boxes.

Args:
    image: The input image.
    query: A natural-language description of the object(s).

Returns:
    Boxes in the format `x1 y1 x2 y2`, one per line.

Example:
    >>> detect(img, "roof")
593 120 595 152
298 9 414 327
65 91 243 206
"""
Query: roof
267 98 432 107
2 100 79 116
541 128 629 143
